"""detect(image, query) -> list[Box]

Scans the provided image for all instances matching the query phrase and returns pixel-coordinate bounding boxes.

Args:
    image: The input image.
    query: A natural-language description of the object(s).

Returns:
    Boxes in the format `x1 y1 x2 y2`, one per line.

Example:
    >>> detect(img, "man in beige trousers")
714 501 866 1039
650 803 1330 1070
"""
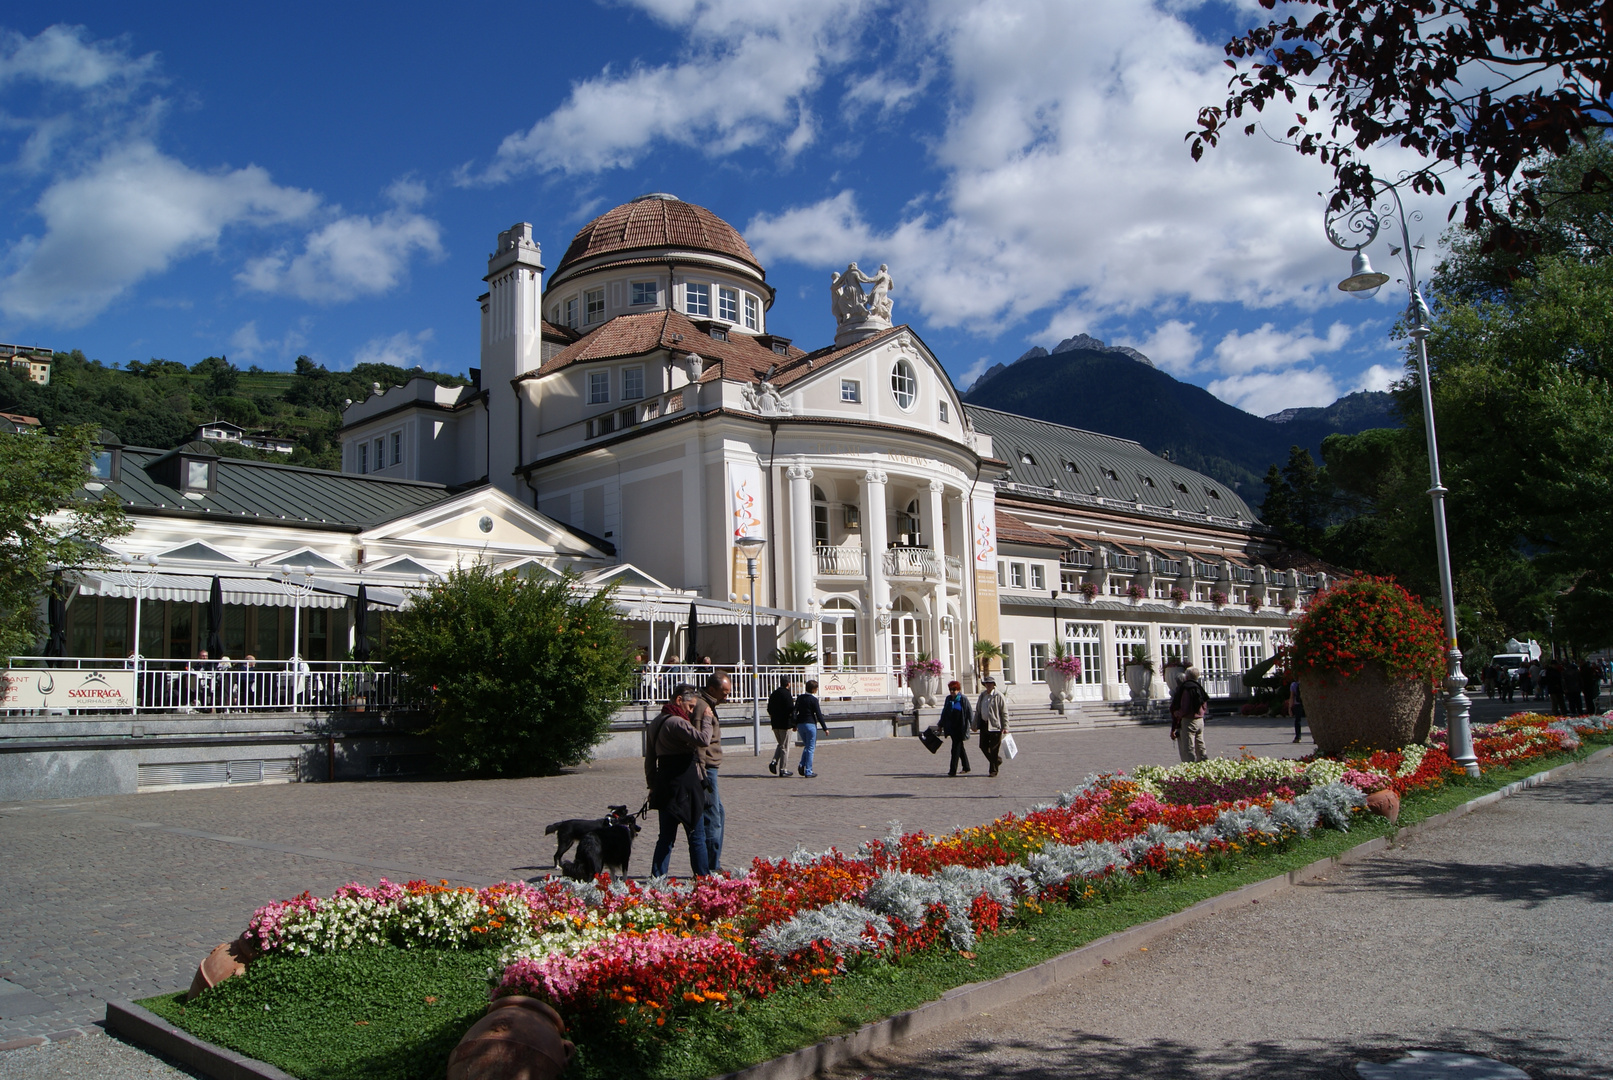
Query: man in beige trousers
974 674 1010 777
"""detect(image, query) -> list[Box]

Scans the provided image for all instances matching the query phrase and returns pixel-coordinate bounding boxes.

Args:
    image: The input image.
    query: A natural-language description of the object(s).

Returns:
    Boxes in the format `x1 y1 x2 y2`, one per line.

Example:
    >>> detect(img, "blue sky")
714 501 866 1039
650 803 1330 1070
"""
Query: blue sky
0 2 1447 417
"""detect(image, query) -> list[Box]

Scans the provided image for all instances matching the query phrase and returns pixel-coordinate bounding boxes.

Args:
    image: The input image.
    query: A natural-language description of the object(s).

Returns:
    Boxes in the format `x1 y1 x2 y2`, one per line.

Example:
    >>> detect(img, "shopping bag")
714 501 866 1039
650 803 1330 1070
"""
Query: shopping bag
919 725 943 754
1002 733 1019 760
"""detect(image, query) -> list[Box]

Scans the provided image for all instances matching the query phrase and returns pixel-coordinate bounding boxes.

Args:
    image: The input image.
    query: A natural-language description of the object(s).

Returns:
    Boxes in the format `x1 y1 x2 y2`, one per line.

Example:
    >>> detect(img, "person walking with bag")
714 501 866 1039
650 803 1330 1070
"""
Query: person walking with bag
975 675 1009 777
940 680 973 776
645 684 710 878
766 676 796 777
1170 665 1209 762
794 679 827 777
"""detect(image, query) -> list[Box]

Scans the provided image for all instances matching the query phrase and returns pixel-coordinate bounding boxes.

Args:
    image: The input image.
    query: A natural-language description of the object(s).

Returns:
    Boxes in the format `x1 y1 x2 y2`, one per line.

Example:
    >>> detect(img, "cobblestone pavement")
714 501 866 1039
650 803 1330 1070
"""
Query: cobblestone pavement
0 698 1528 1073
828 728 1613 1080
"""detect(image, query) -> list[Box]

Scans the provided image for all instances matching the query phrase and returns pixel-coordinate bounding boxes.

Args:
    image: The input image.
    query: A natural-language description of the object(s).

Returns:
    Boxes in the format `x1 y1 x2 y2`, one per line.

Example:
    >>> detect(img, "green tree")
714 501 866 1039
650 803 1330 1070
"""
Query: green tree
0 426 131 656
382 564 635 776
1259 446 1334 553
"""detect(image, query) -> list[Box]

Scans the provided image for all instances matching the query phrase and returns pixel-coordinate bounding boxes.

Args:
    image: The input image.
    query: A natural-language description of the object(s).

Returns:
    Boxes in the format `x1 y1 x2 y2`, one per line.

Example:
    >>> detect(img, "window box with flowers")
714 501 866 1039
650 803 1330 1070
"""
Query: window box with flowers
1290 576 1445 755
1279 594 1296 613
904 655 944 708
1044 645 1082 712
1169 587 1186 606
1077 581 1097 601
1248 595 1263 612
1210 590 1228 609
1125 583 1146 603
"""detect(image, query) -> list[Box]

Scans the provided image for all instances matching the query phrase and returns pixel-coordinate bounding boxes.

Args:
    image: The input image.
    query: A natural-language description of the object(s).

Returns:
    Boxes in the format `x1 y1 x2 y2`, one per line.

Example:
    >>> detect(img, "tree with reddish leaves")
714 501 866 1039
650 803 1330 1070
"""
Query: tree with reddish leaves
1188 0 1612 251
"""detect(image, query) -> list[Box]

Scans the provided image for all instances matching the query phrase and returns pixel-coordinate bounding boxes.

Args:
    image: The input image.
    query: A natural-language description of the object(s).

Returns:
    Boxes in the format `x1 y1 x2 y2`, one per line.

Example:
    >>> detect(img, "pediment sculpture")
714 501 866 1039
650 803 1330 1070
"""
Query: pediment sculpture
831 262 895 346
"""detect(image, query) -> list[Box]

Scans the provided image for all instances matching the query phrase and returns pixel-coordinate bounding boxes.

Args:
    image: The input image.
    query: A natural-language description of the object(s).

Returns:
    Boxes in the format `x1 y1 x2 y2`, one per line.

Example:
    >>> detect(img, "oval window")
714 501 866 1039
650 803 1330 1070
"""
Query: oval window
890 358 917 410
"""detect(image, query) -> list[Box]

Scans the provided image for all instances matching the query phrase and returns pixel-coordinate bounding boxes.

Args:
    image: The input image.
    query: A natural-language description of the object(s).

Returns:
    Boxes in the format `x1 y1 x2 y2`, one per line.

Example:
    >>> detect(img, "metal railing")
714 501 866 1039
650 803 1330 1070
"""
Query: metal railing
1113 554 1140 571
629 663 894 704
815 545 864 576
1232 566 1255 583
1061 550 1093 567
3 657 402 715
883 546 941 578
1194 562 1222 579
1155 558 1182 576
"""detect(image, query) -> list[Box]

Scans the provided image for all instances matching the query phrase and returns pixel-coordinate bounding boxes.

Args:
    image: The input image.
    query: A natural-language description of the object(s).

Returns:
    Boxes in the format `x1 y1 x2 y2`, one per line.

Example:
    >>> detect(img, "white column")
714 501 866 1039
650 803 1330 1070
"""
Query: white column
949 492 974 684
924 479 946 673
787 463 815 623
1100 619 1120 702
860 469 889 671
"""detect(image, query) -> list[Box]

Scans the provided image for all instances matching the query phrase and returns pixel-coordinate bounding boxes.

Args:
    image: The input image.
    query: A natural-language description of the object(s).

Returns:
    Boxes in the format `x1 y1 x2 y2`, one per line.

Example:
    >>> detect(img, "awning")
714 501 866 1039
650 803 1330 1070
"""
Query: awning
71 571 354 610
614 596 828 627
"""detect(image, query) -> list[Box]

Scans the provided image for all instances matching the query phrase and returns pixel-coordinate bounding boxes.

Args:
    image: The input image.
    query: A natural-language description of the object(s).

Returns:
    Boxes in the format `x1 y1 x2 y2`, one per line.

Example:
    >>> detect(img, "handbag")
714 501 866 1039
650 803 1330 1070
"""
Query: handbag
918 725 943 754
1002 733 1019 760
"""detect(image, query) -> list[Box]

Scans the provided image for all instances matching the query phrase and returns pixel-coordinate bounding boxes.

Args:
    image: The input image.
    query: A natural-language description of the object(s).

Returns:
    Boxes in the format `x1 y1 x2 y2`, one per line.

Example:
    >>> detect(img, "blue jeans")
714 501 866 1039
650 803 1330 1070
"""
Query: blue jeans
703 766 724 872
650 808 708 878
797 723 818 774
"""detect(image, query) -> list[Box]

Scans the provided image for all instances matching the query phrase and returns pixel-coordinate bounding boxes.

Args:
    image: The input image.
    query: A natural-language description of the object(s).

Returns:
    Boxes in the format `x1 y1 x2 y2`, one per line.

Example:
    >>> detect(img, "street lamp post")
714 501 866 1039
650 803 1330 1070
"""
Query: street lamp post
1326 182 1480 777
735 535 767 756
278 565 315 705
118 553 159 713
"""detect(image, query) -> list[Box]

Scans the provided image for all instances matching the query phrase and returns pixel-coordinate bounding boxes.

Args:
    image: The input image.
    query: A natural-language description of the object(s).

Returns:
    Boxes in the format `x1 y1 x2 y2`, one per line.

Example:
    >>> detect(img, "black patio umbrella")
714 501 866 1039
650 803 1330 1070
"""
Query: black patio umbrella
353 585 371 662
205 575 225 658
43 571 67 663
683 602 701 665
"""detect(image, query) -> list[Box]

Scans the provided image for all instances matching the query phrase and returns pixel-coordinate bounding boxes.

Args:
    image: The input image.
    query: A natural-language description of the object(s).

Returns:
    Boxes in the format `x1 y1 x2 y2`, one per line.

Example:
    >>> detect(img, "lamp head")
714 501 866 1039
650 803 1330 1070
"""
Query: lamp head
1338 250 1389 299
734 534 767 556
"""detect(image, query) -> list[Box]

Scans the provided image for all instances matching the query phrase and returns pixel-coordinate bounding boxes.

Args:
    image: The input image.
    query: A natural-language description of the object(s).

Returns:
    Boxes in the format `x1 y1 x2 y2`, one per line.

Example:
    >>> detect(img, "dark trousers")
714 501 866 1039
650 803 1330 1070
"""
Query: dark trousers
650 808 708 878
979 730 1003 774
1567 690 1584 715
948 734 971 775
1293 706 1305 739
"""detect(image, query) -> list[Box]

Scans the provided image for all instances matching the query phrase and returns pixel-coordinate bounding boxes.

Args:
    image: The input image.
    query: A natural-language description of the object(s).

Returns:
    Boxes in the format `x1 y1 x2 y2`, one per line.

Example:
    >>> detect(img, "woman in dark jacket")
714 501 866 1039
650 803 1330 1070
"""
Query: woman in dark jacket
646 685 710 877
940 680 973 776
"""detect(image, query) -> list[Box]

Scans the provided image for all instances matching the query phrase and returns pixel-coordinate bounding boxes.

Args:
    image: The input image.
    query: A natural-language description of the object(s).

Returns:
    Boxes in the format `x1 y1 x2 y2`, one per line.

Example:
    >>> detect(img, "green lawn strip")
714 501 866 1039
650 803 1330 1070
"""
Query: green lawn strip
137 735 1611 1080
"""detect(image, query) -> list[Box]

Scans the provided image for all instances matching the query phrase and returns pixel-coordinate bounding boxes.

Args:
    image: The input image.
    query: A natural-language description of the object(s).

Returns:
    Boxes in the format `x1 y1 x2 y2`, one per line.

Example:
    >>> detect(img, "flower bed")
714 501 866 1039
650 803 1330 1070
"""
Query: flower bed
170 711 1613 1078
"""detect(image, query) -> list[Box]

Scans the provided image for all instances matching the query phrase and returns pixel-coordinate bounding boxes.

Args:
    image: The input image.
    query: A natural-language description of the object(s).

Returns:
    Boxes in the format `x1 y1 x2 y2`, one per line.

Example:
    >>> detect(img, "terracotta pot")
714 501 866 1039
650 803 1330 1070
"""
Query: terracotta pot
1365 788 1401 823
447 996 576 1080
187 934 259 1000
1298 661 1433 756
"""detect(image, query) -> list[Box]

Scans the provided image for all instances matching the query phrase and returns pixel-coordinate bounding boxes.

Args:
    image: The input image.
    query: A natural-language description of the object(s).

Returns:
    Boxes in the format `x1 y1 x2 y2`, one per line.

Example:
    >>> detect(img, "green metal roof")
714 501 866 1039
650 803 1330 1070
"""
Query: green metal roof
101 446 452 530
964 406 1260 523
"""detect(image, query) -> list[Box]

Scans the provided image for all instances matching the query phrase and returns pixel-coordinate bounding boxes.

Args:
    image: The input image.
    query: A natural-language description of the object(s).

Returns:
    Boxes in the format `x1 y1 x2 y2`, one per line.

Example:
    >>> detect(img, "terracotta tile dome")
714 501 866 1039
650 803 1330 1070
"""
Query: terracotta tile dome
551 193 764 282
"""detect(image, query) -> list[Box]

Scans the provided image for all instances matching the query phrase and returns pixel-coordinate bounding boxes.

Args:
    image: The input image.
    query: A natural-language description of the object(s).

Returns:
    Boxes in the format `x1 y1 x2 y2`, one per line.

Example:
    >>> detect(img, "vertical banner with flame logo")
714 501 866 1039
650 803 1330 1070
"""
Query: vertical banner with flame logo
973 504 996 564
971 498 1000 650
730 461 764 541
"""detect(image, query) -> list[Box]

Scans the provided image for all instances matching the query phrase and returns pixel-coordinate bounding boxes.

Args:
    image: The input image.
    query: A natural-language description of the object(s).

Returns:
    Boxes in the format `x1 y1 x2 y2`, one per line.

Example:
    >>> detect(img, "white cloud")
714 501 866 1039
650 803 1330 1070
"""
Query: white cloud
749 1 1442 340
0 24 156 90
1209 321 1352 376
228 319 308 364
0 142 317 325
1352 362 1402 393
1117 319 1201 375
353 328 434 369
480 0 865 179
1208 368 1340 416
958 354 994 389
237 188 443 303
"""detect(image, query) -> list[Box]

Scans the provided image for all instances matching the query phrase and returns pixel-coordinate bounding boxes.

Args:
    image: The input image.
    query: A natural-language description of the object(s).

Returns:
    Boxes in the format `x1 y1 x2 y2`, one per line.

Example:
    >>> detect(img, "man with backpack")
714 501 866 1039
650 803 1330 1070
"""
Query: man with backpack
1170 665 1210 763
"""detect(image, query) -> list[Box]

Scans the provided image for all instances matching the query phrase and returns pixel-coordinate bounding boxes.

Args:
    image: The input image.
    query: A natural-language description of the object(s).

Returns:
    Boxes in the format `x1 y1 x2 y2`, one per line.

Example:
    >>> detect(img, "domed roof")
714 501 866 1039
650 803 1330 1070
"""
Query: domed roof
551 193 763 283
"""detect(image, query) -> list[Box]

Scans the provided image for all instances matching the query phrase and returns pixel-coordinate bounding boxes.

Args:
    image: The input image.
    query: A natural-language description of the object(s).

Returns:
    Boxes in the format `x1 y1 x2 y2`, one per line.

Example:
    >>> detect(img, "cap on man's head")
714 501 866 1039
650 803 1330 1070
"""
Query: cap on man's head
982 674 997 683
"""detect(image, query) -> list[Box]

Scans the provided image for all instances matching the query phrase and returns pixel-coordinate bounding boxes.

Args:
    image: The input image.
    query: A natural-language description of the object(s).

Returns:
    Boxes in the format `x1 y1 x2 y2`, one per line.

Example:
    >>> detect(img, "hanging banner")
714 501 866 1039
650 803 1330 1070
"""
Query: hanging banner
973 502 996 564
729 461 765 541
1 668 136 710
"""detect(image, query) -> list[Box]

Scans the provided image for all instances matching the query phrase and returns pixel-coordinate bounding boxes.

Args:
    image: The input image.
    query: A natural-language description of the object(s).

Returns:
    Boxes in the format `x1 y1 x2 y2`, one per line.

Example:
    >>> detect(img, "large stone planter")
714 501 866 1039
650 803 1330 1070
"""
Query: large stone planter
1162 664 1186 694
1124 663 1152 702
909 672 942 708
1046 668 1073 712
1299 661 1434 756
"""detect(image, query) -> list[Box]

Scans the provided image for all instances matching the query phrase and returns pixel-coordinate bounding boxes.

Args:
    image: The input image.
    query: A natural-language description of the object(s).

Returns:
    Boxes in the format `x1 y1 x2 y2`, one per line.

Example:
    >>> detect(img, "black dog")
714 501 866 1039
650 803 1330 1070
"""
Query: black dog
544 805 640 880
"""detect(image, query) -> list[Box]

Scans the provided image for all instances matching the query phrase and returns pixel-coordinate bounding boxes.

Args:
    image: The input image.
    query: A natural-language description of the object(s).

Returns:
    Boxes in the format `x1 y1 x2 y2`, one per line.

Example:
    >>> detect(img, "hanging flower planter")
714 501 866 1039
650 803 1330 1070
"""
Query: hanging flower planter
1290 576 1445 755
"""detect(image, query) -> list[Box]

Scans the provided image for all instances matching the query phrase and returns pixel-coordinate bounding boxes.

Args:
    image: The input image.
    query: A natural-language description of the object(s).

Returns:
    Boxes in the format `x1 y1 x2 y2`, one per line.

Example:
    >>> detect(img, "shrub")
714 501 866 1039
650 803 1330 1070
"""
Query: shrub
1289 575 1445 685
383 563 634 775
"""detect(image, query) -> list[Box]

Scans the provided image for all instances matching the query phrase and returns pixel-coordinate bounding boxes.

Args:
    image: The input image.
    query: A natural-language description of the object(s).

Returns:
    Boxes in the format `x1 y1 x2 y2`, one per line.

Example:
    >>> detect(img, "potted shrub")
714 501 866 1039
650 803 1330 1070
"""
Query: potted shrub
1210 590 1228 609
1078 581 1097 601
1162 655 1188 693
972 639 1003 681
1045 643 1082 713
770 640 817 669
1289 576 1444 755
1279 594 1296 613
1169 587 1186 606
342 664 375 713
1123 644 1153 701
904 654 944 708
1126 583 1146 603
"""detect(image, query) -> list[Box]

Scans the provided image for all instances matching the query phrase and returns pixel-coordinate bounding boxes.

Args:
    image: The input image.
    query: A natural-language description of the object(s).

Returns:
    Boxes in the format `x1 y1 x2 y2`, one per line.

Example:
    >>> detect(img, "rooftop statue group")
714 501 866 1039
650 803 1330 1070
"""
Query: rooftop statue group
832 262 895 327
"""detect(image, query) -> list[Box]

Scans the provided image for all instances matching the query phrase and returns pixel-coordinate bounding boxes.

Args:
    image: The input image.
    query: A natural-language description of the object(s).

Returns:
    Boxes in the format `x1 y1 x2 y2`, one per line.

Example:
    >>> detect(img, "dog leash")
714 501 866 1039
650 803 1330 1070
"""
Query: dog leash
633 798 650 820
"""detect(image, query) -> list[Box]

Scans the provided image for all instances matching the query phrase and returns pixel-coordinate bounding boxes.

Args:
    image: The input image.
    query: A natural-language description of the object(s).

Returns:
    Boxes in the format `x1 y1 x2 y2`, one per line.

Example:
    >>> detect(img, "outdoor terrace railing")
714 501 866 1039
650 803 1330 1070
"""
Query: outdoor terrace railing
1193 561 1222 579
629 663 894 705
883 546 941 578
2 657 402 715
815 545 865 576
1155 558 1182 576
1112 554 1140 572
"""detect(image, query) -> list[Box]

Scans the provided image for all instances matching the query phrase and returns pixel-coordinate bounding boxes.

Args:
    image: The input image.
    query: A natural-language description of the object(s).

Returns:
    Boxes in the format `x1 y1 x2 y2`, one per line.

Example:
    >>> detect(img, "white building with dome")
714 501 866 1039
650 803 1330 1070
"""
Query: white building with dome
339 194 1329 711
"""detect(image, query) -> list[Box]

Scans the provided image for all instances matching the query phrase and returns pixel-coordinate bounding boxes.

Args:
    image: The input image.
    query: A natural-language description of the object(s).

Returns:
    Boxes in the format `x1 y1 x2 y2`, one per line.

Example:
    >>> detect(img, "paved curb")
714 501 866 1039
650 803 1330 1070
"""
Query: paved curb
101 744 1613 1080
104 1001 296 1080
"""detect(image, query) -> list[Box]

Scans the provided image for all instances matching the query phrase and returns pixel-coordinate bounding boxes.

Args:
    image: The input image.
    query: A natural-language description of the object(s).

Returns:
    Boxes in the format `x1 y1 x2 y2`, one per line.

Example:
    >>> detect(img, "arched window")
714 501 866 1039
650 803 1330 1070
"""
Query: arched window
821 598 859 669
889 595 926 675
812 486 829 546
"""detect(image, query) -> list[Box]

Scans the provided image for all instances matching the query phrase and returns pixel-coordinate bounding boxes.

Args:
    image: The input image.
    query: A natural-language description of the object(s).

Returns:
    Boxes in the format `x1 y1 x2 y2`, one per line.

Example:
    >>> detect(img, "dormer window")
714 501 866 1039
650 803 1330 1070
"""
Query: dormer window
745 295 760 330
685 283 710 317
1063 461 1079 474
1141 476 1156 488
718 287 738 322
771 342 788 355
1206 487 1221 500
709 327 728 342
89 447 121 482
1175 481 1189 493
1020 452 1034 465
186 459 214 491
1103 467 1119 481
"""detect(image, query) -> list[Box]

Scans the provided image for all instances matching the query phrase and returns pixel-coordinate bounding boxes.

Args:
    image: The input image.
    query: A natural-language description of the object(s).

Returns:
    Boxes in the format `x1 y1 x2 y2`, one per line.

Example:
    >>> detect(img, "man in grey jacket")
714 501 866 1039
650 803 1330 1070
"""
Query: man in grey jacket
687 672 730 872
974 675 1009 777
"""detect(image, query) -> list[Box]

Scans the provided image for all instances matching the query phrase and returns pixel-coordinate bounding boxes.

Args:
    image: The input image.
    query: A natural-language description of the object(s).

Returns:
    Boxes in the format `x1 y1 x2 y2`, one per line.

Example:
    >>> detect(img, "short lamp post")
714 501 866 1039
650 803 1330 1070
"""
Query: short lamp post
119 553 159 712
1325 182 1479 777
735 535 767 756
278 565 315 663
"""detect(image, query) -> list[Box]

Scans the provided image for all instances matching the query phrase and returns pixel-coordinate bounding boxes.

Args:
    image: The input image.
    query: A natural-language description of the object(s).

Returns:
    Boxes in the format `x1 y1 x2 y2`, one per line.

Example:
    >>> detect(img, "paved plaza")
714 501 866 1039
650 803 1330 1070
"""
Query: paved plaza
0 697 1560 1078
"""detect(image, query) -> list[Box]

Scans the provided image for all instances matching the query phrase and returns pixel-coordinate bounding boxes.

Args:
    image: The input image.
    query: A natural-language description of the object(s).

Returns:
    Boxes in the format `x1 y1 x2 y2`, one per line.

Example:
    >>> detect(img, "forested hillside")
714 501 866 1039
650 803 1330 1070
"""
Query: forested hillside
0 352 468 472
